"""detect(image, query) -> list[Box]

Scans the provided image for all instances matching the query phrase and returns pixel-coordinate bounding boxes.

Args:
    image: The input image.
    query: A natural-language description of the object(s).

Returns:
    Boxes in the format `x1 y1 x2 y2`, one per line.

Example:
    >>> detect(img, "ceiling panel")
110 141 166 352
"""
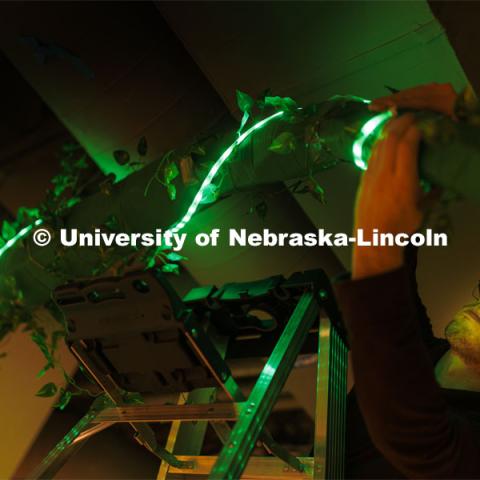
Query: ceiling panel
158 1 466 112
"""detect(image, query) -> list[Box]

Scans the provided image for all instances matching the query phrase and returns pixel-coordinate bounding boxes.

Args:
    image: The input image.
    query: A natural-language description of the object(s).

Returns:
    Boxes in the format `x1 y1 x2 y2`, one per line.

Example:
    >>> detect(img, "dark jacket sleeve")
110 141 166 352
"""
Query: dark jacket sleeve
335 267 480 478
404 244 436 345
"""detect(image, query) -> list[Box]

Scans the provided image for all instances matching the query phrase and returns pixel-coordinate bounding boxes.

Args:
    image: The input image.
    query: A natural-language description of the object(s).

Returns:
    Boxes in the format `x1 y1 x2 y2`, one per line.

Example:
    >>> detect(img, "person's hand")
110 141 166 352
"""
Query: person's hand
351 83 457 279
369 82 457 118
352 114 423 279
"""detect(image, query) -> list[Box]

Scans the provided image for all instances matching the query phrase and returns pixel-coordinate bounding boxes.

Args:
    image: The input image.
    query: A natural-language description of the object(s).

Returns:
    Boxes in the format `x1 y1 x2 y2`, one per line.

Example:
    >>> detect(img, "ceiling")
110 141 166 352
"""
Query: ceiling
0 1 479 477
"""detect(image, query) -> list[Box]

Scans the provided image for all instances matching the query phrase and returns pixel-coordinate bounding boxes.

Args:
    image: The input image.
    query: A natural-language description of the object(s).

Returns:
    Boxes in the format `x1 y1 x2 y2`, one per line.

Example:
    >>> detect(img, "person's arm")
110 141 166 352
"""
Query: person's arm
339 111 480 477
404 244 437 345
369 83 458 345
336 268 479 478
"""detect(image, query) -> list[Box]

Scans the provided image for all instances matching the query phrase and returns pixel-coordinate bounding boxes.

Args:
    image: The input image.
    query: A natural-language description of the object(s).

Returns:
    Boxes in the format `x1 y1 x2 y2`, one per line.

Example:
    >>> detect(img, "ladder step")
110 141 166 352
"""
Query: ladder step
165 456 314 479
94 402 243 423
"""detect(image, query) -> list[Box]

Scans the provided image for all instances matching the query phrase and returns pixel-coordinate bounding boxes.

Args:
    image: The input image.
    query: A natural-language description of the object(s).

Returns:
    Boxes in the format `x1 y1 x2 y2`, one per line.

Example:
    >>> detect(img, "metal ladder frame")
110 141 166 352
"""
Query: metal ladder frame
30 282 347 480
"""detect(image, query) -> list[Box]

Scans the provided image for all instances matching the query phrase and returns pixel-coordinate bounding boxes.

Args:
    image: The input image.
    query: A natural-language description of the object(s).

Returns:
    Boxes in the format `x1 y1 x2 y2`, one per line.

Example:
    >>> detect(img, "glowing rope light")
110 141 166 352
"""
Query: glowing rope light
0 100 381 259
0 218 43 258
0 113 283 260
167 111 284 234
352 111 393 170
0 113 285 258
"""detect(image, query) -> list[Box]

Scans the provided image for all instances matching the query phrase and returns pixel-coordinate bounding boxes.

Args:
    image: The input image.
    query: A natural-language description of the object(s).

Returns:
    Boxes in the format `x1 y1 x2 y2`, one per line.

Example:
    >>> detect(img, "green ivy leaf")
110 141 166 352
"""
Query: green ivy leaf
37 363 53 378
137 136 148 157
51 174 71 197
264 96 298 113
307 178 326 204
162 263 180 275
236 90 255 114
1 221 16 241
36 382 58 398
54 389 72 410
31 330 51 363
256 88 273 106
146 257 156 269
166 252 187 262
238 110 249 137
268 132 297 155
167 183 177 201
113 150 130 166
17 207 40 225
164 162 179 184
65 197 81 209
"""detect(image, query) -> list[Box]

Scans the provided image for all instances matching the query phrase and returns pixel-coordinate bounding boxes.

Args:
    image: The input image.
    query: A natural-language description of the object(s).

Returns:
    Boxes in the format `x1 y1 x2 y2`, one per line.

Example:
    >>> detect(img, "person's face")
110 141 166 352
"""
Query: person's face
445 301 480 368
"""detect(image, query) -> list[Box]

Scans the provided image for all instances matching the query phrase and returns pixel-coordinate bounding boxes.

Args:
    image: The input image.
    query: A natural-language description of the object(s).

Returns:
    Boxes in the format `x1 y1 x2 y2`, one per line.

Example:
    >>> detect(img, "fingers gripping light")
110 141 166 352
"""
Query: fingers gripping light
352 111 393 170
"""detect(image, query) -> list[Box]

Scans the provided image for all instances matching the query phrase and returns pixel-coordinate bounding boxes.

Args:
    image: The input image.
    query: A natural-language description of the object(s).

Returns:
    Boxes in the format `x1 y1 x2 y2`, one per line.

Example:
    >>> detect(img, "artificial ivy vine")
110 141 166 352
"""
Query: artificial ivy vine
0 90 337 380
236 89 333 212
3 86 472 410
0 141 185 408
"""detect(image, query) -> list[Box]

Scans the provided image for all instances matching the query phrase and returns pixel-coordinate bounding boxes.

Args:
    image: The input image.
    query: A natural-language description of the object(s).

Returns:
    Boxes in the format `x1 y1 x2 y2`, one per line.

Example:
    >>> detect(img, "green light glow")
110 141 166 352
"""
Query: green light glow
352 111 393 170
0 113 285 260
167 111 284 234
0 218 43 258
0 100 378 261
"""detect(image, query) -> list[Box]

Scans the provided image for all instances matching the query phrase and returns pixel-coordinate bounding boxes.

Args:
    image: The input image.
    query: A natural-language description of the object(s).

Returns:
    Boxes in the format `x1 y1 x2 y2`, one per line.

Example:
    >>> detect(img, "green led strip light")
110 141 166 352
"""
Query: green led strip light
0 102 385 260
352 111 393 170
0 112 284 259
167 110 284 234
0 218 43 258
